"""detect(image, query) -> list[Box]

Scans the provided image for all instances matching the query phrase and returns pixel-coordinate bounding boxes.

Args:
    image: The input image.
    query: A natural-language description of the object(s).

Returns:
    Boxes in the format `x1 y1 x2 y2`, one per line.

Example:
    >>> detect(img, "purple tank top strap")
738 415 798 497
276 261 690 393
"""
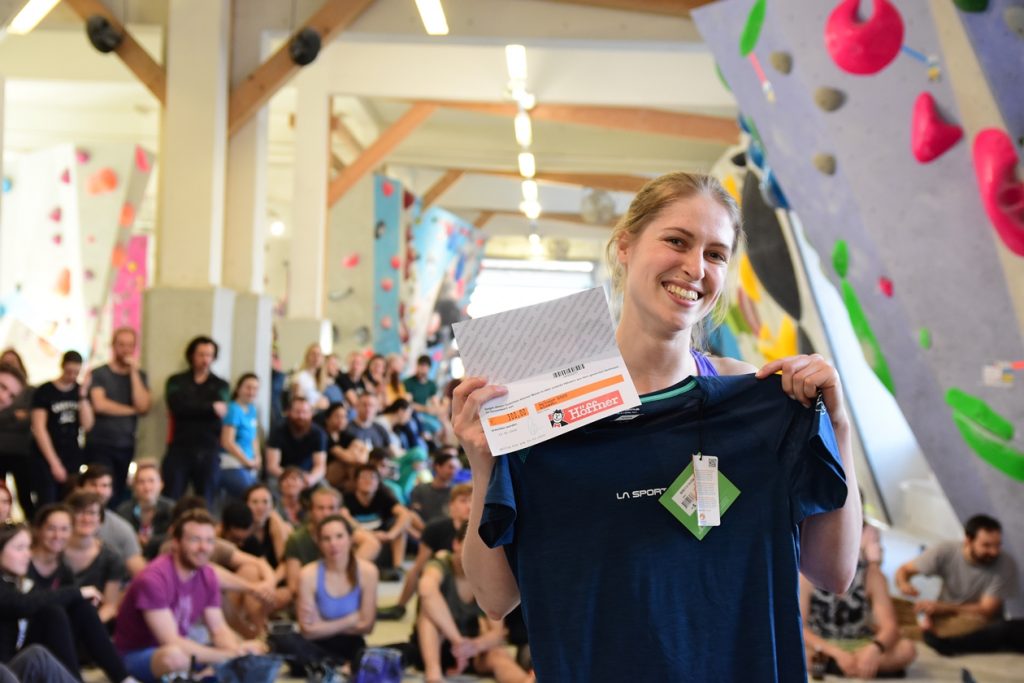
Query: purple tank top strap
690 348 719 377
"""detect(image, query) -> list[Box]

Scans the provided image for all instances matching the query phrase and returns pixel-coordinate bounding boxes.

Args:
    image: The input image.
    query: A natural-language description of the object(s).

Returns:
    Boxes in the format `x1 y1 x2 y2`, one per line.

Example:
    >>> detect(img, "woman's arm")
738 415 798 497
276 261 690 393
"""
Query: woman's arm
98 578 123 623
220 425 249 466
453 377 521 620
30 407 65 482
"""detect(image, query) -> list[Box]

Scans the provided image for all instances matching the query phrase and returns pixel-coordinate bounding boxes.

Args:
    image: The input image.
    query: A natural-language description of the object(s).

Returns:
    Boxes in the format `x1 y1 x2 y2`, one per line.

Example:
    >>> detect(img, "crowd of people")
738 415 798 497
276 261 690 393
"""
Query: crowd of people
0 331 534 682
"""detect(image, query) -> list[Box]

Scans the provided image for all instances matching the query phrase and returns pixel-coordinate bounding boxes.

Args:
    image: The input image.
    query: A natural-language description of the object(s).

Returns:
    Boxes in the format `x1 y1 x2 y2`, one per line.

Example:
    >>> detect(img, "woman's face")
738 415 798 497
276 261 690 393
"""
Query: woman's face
0 490 11 521
617 194 734 338
326 407 348 433
317 520 351 560
238 377 260 404
280 474 304 498
368 357 385 379
247 488 272 523
1 529 31 576
305 346 323 369
37 511 72 555
73 505 101 538
349 353 366 376
325 355 341 376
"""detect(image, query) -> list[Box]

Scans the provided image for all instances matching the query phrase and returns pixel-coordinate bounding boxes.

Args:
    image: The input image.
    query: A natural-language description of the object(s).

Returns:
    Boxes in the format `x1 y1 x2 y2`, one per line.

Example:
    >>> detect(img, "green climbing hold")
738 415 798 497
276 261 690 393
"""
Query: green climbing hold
918 327 932 350
740 0 767 57
725 303 752 335
840 280 895 395
952 0 989 13
715 62 731 93
945 388 1015 440
951 413 1024 482
832 240 849 278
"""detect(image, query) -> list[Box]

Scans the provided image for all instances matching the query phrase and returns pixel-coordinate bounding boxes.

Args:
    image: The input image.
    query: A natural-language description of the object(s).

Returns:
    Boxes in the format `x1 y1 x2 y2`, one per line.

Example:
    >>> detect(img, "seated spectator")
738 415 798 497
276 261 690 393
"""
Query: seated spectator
337 351 368 408
0 644 78 683
0 521 132 682
383 355 409 407
409 451 461 526
345 465 412 582
368 448 406 504
64 491 127 625
266 397 326 488
0 484 10 523
411 522 532 683
291 344 330 413
386 484 472 621
284 486 381 600
0 354 33 519
114 509 267 682
27 504 74 591
321 403 369 494
923 618 1024 656
800 523 916 678
895 514 1016 637
346 393 393 453
116 462 175 559
288 515 378 671
243 483 292 576
403 355 439 416
275 467 306 527
376 399 417 453
219 373 262 499
321 354 346 406
77 463 146 576
0 360 27 414
361 355 387 406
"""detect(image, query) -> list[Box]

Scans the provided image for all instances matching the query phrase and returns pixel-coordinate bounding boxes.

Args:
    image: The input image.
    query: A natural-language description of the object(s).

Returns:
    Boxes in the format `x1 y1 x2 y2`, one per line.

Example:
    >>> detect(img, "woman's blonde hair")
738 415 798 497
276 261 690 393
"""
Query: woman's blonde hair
605 171 744 350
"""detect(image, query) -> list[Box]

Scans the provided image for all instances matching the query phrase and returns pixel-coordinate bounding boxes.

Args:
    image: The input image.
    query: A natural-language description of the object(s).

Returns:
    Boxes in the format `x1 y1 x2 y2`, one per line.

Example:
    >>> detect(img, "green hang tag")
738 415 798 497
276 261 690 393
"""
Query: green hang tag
659 460 741 540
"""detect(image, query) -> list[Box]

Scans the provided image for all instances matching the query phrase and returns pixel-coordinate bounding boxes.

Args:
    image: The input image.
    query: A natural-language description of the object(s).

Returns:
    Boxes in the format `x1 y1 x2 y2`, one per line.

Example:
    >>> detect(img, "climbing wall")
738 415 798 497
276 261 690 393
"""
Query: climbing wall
373 174 403 355
694 0 1024 601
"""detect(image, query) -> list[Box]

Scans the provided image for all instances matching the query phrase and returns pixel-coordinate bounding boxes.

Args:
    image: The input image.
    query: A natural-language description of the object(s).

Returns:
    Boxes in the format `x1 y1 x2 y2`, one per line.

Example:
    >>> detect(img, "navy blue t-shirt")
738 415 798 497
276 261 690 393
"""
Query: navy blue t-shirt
481 374 847 682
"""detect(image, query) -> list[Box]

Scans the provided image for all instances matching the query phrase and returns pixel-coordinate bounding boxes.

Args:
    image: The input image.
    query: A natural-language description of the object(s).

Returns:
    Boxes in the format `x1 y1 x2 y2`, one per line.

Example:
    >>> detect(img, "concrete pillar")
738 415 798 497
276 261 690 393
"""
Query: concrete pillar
138 0 234 459
0 77 8 296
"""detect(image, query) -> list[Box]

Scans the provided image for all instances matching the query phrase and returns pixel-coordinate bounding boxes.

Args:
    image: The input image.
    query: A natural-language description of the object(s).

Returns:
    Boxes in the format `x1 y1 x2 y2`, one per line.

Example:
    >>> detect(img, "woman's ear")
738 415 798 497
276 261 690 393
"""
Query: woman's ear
616 234 631 267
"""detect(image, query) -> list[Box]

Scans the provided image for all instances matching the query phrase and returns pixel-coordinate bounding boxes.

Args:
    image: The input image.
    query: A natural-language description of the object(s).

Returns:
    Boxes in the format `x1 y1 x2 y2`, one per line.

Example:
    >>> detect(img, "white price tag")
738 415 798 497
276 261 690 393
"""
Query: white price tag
692 454 720 527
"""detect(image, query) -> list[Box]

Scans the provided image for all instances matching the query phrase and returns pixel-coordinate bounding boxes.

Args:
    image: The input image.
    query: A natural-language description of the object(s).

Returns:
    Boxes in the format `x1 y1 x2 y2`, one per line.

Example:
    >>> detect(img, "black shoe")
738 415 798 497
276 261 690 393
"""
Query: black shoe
377 604 407 620
924 630 956 657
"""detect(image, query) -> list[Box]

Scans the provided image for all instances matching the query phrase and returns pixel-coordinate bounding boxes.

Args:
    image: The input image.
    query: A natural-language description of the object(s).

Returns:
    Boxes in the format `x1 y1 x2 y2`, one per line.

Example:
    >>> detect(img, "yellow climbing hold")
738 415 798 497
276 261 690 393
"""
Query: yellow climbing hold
738 254 762 302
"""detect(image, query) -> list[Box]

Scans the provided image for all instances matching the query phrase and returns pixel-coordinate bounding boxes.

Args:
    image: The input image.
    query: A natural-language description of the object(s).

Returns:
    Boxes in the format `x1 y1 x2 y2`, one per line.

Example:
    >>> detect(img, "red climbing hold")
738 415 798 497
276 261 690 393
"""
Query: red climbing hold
825 0 904 75
60 169 70 184
49 207 62 222
911 93 963 163
342 253 360 269
135 146 151 173
973 128 1024 257
380 278 394 293
381 181 394 197
390 255 401 270
878 277 894 297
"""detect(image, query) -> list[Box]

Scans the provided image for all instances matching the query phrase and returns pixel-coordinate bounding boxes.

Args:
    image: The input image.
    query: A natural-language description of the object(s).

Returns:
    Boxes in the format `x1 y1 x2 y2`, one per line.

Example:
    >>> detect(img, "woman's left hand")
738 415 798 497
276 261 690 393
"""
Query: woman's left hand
756 354 847 424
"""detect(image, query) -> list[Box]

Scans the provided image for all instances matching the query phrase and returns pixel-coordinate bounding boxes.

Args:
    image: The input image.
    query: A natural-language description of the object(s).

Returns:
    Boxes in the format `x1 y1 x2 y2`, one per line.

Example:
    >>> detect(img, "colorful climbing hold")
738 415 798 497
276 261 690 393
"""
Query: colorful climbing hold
380 315 393 330
380 278 394 293
715 62 731 92
342 253 360 268
738 254 763 303
832 241 849 278
86 167 118 195
824 0 904 75
381 181 394 197
739 0 767 56
723 174 741 205
814 87 846 112
135 146 151 173
390 255 401 270
952 0 988 12
950 413 1024 482
1 178 10 193
769 51 793 74
813 153 837 175
918 327 932 350
60 169 71 184
759 167 790 210
55 269 71 296
972 128 1024 256
75 149 90 164
841 280 895 394
911 92 963 163
49 207 62 222
945 387 1014 440
52 234 62 246
84 269 95 281
119 202 136 228
878 277 894 297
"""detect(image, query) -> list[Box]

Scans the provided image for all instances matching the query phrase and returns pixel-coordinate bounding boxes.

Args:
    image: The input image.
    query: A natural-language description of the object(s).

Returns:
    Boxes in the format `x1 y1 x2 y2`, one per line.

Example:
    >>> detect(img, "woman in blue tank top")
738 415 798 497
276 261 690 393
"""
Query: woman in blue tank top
294 514 378 669
454 171 864 682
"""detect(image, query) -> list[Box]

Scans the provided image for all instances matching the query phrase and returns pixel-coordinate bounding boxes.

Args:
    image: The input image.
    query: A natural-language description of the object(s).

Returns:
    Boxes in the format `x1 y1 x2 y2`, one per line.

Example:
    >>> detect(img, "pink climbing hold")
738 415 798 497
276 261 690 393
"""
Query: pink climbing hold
381 181 394 197
75 149 90 164
380 278 394 293
973 128 1024 257
49 207 62 222
825 0 904 75
135 146 151 173
342 253 360 268
878 277 894 297
390 255 401 270
52 234 63 246
380 315 393 330
911 93 963 163
60 169 71 184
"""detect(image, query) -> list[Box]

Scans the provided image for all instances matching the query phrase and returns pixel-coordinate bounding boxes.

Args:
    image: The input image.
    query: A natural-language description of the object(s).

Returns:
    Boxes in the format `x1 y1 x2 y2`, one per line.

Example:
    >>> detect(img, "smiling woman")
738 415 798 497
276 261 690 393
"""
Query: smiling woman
455 171 863 682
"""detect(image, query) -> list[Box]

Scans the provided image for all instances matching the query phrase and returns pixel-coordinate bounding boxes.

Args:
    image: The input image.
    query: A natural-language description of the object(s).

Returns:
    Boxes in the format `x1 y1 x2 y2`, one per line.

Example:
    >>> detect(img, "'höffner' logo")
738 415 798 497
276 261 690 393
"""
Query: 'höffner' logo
548 390 623 427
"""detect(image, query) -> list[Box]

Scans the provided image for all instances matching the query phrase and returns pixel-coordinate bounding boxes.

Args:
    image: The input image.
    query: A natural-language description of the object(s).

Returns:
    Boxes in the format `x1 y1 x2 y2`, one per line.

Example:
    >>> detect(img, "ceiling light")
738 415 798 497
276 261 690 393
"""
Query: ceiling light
415 0 449 36
505 44 527 81
528 232 541 246
269 219 286 237
514 111 533 147
520 200 542 220
521 180 538 203
518 152 536 179
8 0 61 35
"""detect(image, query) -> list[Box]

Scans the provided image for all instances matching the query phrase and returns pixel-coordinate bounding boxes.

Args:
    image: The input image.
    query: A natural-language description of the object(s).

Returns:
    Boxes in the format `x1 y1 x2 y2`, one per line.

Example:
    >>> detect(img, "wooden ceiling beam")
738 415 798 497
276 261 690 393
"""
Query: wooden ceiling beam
63 0 167 104
476 169 648 194
488 208 617 227
327 102 437 207
536 0 716 18
418 100 738 144
421 170 464 209
228 0 376 137
473 211 495 230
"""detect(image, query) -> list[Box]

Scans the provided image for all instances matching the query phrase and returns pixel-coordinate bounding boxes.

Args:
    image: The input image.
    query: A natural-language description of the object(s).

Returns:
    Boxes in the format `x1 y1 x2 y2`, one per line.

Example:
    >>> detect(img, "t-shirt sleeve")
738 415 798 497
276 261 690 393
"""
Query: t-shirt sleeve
134 569 172 611
283 533 300 561
202 566 222 608
786 399 848 526
912 543 946 577
224 403 244 430
985 560 1018 600
479 453 517 548
267 425 284 449
30 385 50 409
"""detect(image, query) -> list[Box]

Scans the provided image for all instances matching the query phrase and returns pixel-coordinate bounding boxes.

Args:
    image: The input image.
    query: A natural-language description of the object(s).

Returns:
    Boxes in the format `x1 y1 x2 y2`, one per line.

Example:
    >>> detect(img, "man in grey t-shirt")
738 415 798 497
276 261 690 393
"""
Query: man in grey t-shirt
896 514 1017 636
86 327 150 505
78 462 146 576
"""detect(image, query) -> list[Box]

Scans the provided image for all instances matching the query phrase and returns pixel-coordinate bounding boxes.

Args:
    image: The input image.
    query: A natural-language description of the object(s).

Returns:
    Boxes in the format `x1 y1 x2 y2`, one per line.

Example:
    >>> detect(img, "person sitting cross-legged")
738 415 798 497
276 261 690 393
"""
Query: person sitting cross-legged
113 509 267 682
345 465 412 582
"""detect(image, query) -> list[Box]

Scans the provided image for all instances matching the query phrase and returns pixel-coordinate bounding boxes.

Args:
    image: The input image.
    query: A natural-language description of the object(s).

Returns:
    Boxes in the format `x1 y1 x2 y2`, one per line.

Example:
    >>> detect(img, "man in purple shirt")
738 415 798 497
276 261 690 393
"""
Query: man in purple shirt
114 509 266 682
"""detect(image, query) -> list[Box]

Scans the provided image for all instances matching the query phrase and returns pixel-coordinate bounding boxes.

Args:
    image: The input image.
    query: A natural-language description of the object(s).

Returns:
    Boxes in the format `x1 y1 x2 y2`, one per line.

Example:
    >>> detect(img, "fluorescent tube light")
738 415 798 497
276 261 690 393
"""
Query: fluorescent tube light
518 152 536 179
514 111 533 147
414 0 449 36
8 0 61 35
520 200 542 220
505 44 527 81
521 180 538 203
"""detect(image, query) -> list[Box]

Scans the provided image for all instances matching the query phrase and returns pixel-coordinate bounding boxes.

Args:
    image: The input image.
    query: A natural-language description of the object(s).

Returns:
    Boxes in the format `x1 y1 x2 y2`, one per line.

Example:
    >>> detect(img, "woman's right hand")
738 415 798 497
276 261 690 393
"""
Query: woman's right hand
80 586 102 605
50 461 68 483
451 377 507 469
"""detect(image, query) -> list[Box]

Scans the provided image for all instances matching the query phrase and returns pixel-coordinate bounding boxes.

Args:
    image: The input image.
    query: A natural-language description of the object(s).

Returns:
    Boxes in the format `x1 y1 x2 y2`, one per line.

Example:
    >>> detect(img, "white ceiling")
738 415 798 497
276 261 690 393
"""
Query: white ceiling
0 0 738 258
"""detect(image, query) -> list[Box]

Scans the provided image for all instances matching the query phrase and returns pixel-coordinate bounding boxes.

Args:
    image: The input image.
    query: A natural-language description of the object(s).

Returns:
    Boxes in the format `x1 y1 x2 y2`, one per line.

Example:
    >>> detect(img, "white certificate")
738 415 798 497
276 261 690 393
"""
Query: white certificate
452 287 641 455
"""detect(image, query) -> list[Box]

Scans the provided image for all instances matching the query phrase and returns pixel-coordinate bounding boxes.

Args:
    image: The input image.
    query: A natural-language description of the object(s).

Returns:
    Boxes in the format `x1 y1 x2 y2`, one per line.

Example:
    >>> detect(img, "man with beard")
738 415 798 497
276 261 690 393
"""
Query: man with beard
86 327 151 506
114 509 266 682
265 396 327 488
896 514 1017 639
162 336 229 507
